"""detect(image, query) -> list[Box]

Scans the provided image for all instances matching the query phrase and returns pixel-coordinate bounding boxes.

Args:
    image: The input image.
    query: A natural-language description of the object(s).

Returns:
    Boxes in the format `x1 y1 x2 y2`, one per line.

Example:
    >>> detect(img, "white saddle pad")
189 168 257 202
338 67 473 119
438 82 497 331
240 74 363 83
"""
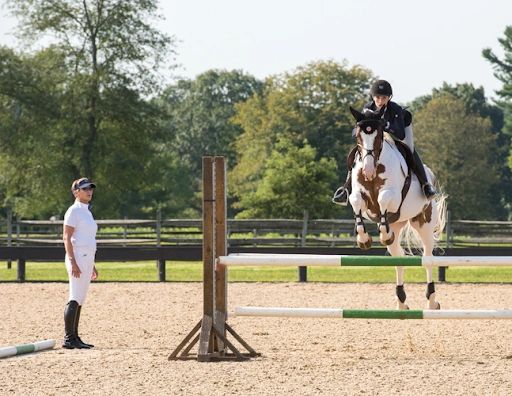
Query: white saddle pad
384 136 408 177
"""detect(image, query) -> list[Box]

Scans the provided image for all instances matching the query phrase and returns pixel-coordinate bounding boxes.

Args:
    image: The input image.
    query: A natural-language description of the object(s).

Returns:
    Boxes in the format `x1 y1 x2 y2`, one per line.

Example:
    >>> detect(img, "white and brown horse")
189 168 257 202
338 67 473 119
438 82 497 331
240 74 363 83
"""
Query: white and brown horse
348 106 447 309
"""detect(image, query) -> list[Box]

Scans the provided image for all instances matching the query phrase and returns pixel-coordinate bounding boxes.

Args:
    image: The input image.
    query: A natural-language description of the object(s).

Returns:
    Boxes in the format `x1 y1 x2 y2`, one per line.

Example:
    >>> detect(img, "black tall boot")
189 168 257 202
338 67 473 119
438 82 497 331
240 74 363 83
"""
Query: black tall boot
75 305 94 348
332 171 352 206
333 146 358 206
412 150 436 200
62 300 83 349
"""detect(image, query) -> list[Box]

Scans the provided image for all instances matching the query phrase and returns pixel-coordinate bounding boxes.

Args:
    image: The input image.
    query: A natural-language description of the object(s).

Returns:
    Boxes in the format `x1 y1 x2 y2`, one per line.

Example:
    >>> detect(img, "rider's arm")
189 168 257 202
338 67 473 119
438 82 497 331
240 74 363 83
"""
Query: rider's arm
385 103 406 140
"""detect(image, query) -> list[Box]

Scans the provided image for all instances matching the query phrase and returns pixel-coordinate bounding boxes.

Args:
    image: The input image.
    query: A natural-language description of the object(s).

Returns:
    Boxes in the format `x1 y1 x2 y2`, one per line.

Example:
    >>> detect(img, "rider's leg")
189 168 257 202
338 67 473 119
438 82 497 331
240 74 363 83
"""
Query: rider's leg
412 150 437 200
332 171 352 205
403 122 436 200
332 146 358 206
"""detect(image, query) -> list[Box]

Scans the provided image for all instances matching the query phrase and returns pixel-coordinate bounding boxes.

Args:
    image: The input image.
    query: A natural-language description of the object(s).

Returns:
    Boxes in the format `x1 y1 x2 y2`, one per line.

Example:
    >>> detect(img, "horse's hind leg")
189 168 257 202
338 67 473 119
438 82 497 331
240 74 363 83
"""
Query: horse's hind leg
410 216 441 310
387 221 408 310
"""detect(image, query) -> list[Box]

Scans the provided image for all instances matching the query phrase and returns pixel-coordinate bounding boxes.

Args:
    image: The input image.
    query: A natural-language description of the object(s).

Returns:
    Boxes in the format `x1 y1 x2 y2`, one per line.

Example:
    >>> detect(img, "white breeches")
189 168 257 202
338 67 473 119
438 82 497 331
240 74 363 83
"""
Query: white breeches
404 124 414 151
65 247 96 305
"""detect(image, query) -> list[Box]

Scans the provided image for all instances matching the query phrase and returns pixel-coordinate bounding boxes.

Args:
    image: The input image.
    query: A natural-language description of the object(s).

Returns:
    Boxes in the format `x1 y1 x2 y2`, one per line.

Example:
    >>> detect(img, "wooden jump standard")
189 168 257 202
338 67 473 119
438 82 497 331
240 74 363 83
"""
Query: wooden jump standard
169 156 258 362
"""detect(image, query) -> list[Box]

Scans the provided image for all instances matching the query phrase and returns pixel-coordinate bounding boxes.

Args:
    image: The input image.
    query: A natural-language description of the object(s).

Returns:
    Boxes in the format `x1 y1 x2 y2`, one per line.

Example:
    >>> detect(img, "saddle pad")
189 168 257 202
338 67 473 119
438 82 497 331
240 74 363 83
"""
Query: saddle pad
384 137 408 177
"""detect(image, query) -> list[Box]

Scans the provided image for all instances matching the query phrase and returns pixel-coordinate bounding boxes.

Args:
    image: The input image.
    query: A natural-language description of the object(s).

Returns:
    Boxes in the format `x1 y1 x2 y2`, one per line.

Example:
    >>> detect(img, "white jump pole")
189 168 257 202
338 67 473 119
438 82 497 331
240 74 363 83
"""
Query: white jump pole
234 307 512 320
218 254 512 267
0 339 55 359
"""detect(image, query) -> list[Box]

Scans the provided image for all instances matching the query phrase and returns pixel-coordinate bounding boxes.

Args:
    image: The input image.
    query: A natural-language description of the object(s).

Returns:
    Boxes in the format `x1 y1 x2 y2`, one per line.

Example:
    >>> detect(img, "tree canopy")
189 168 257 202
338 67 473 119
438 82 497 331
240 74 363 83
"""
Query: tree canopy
414 94 500 219
229 60 374 217
1 0 175 218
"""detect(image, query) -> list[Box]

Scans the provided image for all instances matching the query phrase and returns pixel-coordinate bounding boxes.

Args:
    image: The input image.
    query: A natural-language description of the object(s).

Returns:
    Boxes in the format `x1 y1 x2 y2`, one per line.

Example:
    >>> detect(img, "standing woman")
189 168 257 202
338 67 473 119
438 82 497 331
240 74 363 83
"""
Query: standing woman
62 178 98 349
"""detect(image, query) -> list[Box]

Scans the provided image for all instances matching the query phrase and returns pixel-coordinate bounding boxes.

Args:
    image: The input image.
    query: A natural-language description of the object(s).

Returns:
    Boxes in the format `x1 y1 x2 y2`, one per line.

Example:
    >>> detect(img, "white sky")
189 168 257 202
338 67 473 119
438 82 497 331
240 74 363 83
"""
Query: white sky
0 0 511 103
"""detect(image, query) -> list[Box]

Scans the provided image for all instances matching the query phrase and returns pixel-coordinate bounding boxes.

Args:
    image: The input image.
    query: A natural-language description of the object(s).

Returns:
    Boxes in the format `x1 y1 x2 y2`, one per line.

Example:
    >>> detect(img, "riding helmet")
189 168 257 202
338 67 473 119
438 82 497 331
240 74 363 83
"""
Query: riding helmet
370 80 393 96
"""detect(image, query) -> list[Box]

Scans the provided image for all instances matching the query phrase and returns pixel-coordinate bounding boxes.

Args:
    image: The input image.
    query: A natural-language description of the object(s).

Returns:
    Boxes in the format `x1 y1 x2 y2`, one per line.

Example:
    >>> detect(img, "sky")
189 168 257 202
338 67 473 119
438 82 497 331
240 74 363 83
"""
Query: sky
0 0 511 103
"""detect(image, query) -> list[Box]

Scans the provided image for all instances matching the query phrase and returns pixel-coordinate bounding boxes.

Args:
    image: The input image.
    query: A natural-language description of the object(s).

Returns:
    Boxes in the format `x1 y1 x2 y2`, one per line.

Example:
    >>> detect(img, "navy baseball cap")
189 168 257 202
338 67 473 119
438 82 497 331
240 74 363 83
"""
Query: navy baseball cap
72 178 96 190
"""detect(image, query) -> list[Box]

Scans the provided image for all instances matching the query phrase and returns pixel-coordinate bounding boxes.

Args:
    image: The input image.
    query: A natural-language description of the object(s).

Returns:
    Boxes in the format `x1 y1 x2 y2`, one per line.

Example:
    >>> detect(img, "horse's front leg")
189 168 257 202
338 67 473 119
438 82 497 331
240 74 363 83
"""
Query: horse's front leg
377 189 400 246
378 211 395 246
349 191 372 250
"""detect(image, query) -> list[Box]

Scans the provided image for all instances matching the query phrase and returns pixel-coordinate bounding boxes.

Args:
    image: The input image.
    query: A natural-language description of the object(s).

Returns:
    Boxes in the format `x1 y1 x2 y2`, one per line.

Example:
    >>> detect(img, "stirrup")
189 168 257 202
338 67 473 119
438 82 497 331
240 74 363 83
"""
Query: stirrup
332 187 349 206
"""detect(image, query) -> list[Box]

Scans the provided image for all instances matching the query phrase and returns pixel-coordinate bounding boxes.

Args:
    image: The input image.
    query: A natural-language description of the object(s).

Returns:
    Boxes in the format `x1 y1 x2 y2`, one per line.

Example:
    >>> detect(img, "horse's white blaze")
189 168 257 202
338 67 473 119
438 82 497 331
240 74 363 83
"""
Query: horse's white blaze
360 132 377 180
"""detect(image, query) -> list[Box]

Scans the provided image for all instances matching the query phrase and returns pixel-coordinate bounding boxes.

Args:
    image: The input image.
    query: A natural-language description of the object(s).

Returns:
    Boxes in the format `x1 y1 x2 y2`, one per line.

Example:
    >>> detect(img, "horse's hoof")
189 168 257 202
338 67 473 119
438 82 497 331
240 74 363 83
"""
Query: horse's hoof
357 235 372 250
397 301 409 310
379 231 395 246
427 301 441 310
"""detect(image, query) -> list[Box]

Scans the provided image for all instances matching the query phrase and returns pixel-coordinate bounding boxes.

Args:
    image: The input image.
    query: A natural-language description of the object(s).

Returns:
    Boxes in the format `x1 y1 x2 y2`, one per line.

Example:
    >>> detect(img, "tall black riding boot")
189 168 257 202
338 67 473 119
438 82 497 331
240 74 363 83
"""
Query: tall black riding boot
332 171 352 206
75 305 94 348
63 300 83 349
412 150 436 200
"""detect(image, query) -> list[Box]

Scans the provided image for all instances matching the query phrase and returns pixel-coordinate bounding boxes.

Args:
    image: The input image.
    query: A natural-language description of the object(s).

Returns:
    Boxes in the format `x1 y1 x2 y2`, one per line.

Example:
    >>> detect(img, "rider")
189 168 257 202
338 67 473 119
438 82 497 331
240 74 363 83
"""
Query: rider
332 79 437 205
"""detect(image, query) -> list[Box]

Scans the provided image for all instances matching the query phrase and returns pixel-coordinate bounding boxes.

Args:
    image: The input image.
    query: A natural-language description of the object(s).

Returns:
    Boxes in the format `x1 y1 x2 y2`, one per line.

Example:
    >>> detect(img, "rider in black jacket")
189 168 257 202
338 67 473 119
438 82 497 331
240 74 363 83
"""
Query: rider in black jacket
332 79 437 205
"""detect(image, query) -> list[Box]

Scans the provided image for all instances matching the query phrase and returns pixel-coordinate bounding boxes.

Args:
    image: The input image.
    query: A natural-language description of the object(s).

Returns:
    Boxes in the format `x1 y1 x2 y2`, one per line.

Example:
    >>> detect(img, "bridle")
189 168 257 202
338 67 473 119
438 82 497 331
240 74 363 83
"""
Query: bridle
356 122 385 166
355 106 387 165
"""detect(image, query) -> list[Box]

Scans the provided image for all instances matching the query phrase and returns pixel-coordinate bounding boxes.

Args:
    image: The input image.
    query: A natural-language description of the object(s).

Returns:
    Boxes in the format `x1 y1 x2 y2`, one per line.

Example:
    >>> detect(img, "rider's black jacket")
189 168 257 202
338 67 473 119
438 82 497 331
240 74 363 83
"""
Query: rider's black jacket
363 100 407 141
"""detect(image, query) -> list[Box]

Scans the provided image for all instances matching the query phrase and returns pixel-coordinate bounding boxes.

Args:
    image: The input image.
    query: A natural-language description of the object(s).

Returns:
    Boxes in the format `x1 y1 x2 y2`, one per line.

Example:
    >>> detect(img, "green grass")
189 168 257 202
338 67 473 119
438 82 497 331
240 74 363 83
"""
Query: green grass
1 261 512 283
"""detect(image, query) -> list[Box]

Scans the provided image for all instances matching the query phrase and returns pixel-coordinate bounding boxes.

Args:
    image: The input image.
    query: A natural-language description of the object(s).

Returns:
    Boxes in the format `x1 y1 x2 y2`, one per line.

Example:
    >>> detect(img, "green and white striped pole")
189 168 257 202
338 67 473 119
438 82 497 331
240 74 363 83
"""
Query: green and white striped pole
234 307 512 320
0 339 55 359
218 254 512 267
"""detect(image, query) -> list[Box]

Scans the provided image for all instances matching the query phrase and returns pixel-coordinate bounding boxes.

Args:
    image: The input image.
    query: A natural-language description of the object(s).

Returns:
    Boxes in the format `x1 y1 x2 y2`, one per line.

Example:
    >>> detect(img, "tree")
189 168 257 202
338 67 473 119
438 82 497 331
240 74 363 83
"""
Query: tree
0 46 69 217
483 26 512 138
156 70 262 216
414 95 500 219
1 0 175 218
483 26 512 217
161 70 262 172
236 138 338 219
409 82 510 218
230 60 374 216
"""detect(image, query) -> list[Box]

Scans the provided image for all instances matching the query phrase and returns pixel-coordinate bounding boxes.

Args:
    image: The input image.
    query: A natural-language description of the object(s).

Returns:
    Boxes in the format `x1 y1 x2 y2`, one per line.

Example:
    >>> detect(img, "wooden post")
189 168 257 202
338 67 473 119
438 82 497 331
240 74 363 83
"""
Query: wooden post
17 258 26 282
169 156 258 362
156 207 162 270
7 208 12 269
197 157 216 361
156 208 162 247
214 157 227 352
439 210 451 282
157 259 166 282
123 216 128 247
299 210 308 282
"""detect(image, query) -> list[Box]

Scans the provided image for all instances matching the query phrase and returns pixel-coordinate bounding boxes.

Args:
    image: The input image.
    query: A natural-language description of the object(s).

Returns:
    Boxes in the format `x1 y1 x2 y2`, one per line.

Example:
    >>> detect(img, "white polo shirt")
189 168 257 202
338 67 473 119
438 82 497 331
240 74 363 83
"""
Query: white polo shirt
64 200 98 249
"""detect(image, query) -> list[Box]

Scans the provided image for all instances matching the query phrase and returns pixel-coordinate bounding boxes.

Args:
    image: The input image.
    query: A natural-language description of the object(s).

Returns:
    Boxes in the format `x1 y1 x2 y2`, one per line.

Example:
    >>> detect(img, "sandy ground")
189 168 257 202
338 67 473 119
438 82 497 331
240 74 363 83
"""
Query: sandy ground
1 281 512 395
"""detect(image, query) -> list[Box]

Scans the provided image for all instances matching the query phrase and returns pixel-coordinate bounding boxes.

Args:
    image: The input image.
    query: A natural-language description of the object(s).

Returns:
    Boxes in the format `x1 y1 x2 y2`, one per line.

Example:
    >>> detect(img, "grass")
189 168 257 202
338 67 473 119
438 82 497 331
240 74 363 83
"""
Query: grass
1 261 512 283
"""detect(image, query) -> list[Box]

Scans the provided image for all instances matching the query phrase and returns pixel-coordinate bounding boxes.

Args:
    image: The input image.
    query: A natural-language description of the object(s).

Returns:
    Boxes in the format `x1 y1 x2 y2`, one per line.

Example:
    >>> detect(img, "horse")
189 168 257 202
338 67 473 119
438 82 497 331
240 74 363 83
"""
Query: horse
347 106 447 310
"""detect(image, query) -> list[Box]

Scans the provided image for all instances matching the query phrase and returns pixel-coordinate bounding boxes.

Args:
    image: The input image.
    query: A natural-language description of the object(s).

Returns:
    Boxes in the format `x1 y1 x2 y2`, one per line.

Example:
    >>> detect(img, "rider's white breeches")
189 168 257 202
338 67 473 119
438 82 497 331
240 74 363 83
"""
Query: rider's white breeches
65 247 96 305
404 124 414 151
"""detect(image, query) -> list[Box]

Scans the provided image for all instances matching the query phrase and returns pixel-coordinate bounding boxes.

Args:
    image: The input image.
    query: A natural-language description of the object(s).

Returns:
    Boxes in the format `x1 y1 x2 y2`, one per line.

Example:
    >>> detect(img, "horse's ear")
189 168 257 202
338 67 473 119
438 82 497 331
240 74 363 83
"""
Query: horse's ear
350 106 364 122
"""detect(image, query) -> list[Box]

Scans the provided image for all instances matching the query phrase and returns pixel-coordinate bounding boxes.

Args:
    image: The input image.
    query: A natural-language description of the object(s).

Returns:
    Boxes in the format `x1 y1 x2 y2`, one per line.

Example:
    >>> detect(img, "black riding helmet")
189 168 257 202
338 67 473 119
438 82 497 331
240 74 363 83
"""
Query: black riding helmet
370 80 393 96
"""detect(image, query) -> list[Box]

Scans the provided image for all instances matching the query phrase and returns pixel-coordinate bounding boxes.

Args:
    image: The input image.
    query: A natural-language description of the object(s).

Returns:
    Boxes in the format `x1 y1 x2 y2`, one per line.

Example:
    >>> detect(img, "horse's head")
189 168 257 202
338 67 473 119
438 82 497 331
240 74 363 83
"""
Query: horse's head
350 106 387 181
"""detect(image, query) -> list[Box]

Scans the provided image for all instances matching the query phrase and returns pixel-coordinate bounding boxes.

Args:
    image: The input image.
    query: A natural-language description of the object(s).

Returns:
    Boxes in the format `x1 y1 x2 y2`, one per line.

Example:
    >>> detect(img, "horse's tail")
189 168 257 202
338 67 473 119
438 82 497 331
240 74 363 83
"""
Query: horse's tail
401 179 448 255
